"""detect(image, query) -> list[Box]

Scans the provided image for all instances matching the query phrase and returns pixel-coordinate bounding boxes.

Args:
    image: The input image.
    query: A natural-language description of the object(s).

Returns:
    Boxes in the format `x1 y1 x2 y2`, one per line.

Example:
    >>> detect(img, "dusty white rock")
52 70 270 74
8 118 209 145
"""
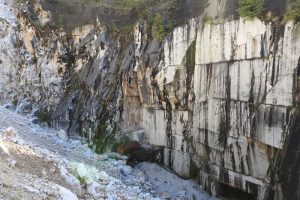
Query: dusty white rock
132 186 141 193
4 127 17 137
87 182 101 198
106 182 116 192
98 171 109 180
107 193 118 200
49 166 56 174
57 130 68 141
46 190 56 196
160 192 171 199
82 175 93 185
42 169 47 177
15 138 24 146
77 163 88 178
111 160 119 167
0 141 9 155
119 165 132 176
58 186 78 200
70 162 99 185
134 171 146 183
60 165 81 196
9 159 17 167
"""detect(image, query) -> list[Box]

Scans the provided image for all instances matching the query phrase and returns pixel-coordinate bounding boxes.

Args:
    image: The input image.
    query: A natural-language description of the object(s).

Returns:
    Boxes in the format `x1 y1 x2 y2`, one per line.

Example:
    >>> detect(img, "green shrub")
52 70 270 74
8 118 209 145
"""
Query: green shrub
12 99 18 106
152 14 174 41
91 122 117 154
122 0 136 7
56 14 64 28
285 0 300 21
35 110 51 124
107 21 117 38
203 16 213 24
238 0 264 19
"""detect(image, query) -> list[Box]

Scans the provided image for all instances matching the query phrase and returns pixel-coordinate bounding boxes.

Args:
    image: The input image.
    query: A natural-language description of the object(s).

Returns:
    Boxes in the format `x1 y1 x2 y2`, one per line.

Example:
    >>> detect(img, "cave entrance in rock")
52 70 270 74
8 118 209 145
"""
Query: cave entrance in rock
219 183 255 200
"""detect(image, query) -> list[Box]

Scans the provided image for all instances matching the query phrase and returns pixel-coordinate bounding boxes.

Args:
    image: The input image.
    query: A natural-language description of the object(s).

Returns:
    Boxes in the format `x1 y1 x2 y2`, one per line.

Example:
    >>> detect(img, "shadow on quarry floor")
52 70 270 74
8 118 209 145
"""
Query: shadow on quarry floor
218 182 255 200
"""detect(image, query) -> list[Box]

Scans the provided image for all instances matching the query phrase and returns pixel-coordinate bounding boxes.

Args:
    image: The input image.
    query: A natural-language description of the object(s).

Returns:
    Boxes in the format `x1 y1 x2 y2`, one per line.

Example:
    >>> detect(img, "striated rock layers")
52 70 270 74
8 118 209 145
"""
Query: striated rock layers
123 18 300 199
1 0 300 199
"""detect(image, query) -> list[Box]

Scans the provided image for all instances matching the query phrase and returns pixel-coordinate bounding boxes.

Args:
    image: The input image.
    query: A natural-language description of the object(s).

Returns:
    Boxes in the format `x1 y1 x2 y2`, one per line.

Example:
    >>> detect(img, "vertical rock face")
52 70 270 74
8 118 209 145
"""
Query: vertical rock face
122 18 300 198
0 1 68 115
1 0 300 198
191 19 299 198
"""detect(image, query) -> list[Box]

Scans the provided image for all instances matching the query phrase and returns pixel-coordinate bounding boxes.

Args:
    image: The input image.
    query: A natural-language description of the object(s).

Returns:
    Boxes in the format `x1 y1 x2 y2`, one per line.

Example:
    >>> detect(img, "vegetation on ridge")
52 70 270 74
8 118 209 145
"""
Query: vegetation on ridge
285 0 300 21
238 0 264 19
152 13 174 41
42 0 192 41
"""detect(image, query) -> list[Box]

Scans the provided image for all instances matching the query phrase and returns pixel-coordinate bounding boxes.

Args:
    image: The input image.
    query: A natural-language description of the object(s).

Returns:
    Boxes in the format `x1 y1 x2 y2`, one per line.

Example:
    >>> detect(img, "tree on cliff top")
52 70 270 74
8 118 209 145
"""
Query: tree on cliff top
238 0 264 19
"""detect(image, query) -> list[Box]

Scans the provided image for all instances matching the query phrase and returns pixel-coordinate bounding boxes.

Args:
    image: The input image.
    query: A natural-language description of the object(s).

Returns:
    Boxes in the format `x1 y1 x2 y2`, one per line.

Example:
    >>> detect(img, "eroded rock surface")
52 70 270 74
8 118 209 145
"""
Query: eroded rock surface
1 0 300 199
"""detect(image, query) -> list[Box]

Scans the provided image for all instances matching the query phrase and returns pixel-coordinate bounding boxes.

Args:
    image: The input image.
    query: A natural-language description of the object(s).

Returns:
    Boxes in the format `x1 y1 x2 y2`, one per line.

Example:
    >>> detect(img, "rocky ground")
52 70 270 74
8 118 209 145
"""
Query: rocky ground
0 1 217 199
0 106 217 200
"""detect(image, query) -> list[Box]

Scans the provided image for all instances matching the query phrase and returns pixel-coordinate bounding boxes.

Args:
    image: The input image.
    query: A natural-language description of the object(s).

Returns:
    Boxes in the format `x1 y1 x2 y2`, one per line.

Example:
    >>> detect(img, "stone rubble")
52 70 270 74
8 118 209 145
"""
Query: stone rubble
0 106 217 200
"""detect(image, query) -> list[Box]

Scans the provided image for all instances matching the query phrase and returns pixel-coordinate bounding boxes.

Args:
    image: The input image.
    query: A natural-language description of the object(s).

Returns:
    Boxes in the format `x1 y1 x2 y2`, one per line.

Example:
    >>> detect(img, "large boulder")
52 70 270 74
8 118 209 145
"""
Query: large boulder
126 148 163 167
4 127 17 138
69 162 100 185
59 165 81 196
113 141 140 155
